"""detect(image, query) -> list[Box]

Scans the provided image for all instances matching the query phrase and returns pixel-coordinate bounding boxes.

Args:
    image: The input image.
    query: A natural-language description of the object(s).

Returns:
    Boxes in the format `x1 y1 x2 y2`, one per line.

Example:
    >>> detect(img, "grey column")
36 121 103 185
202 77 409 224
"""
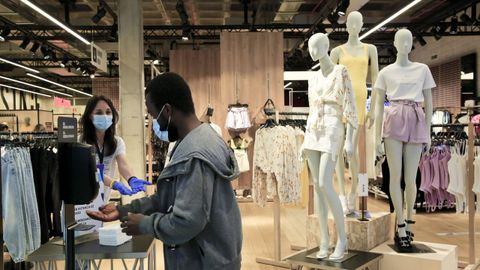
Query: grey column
118 0 145 203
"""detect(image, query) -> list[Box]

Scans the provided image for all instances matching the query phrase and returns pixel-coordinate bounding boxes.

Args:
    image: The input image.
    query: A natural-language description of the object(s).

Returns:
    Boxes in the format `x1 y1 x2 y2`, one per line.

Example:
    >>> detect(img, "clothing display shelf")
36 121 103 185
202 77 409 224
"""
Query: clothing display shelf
255 111 308 269
430 105 480 269
0 133 58 270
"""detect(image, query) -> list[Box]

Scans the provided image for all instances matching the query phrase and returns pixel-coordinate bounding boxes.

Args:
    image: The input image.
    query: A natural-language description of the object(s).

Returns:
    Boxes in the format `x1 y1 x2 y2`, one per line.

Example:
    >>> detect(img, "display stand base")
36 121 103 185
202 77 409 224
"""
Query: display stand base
255 257 290 269
370 241 457 270
285 247 383 270
307 212 392 251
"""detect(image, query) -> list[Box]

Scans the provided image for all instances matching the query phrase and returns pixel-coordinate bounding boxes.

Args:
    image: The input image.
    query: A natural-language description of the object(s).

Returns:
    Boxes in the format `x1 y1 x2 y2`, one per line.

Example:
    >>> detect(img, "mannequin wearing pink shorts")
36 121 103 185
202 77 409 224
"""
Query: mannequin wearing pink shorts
373 29 435 250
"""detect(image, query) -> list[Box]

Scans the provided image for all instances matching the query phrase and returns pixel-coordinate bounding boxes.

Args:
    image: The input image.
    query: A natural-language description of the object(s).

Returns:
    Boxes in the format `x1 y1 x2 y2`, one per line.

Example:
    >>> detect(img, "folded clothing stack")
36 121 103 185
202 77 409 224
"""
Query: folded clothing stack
98 224 132 246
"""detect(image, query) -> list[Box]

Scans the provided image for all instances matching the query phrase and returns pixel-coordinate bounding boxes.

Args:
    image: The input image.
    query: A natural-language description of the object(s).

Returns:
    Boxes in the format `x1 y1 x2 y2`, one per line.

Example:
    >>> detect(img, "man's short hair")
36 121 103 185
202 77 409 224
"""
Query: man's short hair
145 72 195 114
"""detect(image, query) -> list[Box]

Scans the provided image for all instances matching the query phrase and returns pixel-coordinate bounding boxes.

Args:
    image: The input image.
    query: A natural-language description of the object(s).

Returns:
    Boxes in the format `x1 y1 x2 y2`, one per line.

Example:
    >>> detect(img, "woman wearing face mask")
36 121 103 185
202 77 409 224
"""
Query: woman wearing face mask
80 95 150 197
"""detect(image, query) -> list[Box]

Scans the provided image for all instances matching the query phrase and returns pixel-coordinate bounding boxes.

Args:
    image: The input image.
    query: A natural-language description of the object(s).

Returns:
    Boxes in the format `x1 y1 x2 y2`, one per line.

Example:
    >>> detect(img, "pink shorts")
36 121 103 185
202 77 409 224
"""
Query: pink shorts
383 100 428 144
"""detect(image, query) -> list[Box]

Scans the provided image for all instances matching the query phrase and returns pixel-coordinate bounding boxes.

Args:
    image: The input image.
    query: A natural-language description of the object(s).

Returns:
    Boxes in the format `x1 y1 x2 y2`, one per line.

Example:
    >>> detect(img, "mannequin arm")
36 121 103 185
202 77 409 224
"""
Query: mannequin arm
374 89 386 156
423 88 433 152
343 122 355 160
366 45 379 128
330 47 340 64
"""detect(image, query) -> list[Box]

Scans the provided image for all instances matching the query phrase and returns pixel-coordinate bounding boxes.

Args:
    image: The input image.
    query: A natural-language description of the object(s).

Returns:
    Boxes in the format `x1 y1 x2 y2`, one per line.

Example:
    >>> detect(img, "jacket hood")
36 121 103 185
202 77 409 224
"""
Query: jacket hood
161 123 239 181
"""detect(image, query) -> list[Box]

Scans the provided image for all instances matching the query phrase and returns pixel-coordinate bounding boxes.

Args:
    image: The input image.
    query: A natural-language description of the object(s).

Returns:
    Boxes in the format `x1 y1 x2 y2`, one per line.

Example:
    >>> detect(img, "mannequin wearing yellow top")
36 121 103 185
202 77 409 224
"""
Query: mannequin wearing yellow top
330 11 379 214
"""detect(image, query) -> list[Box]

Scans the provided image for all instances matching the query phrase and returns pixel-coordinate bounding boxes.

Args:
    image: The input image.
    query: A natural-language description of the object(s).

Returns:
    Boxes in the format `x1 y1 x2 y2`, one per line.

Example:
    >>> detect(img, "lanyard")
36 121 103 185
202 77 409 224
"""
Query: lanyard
95 143 104 164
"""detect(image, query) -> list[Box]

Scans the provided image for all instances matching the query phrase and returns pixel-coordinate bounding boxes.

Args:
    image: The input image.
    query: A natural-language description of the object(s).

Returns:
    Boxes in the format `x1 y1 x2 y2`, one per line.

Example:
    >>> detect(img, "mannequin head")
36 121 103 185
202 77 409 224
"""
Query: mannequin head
346 11 363 36
308 33 329 61
394 29 413 55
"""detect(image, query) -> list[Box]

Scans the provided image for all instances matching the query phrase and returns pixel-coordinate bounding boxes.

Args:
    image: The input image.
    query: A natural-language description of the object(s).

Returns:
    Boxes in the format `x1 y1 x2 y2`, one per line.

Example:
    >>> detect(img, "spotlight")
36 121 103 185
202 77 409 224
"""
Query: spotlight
415 34 427 46
0 25 11 42
431 24 446 40
146 47 158 59
337 0 350 16
182 25 192 41
50 51 57 62
450 16 458 34
19 37 31 49
90 73 95 79
108 22 118 42
40 45 51 59
60 55 68 68
314 24 327 34
91 6 106 24
30 41 40 54
72 61 79 70
461 12 474 25
328 12 339 25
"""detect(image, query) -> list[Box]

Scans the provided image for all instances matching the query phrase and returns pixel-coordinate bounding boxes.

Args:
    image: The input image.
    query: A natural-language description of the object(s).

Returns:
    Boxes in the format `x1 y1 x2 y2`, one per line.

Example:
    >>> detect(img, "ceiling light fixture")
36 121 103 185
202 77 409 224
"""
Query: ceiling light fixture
0 57 40 73
460 11 474 25
26 73 93 97
311 63 320 70
91 5 107 24
431 24 447 40
0 83 51 98
450 16 458 34
30 41 40 54
108 22 118 42
20 0 91 45
415 34 427 46
40 45 51 59
359 0 423 40
284 82 292 88
337 0 350 16
19 36 31 49
0 25 11 42
0 76 72 97
60 55 69 68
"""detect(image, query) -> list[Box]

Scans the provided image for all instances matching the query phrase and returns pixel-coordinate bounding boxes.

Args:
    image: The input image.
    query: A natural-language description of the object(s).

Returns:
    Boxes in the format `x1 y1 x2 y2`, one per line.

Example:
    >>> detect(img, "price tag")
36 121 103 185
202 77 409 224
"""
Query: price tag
357 173 369 197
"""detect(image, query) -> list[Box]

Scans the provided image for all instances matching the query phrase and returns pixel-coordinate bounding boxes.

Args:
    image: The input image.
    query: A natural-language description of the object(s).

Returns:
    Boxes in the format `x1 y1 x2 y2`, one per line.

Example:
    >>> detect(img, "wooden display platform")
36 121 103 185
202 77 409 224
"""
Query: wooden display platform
307 212 392 251
285 247 383 270
370 241 457 270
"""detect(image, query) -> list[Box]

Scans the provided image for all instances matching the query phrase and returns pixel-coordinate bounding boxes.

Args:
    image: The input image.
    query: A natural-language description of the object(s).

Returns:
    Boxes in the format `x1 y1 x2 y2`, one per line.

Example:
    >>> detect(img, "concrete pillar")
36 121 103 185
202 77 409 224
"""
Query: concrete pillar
118 0 145 202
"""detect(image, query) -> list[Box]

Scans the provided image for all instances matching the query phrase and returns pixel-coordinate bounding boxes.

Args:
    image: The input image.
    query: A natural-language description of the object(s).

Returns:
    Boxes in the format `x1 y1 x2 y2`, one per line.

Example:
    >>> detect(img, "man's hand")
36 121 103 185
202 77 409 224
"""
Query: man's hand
86 203 120 222
120 213 145 236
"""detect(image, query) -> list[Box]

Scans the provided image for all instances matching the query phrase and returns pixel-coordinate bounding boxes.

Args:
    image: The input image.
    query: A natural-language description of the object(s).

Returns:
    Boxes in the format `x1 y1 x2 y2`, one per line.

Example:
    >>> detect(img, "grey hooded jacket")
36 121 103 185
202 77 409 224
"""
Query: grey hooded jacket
117 123 242 270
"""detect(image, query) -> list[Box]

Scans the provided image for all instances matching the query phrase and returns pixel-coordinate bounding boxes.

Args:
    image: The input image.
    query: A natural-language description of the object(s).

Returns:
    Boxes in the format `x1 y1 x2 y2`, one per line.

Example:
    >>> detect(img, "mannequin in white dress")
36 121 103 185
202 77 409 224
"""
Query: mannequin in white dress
373 29 434 250
303 33 358 260
330 11 379 213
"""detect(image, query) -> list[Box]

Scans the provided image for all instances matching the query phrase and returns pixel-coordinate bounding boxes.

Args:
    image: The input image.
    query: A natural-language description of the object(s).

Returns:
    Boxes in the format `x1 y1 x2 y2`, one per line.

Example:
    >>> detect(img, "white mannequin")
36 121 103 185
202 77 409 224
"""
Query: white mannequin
330 11 379 213
373 29 433 245
305 33 354 260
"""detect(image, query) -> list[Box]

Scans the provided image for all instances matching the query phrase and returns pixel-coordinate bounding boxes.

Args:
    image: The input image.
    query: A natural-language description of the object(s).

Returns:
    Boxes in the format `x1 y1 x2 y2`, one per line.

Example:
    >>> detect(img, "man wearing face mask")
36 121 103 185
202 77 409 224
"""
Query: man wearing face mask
87 73 242 270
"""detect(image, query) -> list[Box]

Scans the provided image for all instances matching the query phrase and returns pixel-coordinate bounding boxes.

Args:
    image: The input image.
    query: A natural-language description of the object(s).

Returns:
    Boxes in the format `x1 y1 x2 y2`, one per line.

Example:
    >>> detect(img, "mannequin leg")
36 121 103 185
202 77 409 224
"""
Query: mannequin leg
347 126 360 211
305 150 330 258
335 131 348 214
384 138 406 237
403 143 422 234
316 152 347 259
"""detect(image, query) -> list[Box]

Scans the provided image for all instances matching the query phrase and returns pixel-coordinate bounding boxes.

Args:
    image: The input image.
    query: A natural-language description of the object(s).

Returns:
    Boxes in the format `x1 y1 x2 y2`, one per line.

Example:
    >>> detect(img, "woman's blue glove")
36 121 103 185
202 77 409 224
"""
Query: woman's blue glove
111 180 134 195
128 177 152 193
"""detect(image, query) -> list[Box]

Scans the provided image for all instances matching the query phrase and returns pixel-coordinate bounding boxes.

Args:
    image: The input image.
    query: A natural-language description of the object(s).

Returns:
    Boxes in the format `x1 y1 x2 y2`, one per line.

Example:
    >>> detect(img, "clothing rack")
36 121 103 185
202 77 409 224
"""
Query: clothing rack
256 111 307 269
431 107 479 268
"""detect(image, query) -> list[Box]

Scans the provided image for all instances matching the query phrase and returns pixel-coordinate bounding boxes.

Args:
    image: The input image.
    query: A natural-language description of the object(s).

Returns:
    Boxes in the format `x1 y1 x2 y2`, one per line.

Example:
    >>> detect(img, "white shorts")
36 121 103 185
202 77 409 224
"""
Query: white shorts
226 107 251 132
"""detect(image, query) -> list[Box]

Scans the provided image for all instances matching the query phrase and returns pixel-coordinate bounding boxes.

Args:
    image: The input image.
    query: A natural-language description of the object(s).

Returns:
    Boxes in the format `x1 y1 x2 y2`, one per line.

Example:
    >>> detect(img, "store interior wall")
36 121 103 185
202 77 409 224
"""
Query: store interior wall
92 77 120 113
410 35 480 107
169 32 284 190
430 59 462 114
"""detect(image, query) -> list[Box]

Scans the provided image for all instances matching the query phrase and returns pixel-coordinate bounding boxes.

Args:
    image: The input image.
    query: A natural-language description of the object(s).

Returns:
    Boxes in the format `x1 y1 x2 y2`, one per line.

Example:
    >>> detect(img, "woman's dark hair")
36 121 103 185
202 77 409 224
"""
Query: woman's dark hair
81 95 119 156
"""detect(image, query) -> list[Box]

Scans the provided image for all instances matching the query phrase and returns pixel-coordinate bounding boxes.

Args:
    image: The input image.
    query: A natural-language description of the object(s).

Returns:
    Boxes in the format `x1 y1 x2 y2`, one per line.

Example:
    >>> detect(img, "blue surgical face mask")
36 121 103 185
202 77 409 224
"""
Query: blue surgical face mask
93 115 113 131
153 105 170 142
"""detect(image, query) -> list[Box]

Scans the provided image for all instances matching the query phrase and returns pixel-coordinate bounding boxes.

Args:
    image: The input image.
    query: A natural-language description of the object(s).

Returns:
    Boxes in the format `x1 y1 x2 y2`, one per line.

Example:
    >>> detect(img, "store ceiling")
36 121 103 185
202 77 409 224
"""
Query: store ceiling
0 0 478 93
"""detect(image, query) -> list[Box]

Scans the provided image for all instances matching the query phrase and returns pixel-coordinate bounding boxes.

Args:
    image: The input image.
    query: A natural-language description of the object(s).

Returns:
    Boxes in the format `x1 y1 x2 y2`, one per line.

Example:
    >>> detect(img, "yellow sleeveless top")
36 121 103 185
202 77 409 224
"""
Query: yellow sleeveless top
339 44 369 124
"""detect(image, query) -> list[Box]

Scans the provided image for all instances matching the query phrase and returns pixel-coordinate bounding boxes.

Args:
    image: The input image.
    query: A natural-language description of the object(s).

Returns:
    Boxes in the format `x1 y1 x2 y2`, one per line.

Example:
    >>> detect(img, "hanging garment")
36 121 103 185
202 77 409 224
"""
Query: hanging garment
253 126 302 206
2 147 41 263
302 65 358 161
338 44 369 125
432 110 451 134
228 138 250 173
225 107 251 132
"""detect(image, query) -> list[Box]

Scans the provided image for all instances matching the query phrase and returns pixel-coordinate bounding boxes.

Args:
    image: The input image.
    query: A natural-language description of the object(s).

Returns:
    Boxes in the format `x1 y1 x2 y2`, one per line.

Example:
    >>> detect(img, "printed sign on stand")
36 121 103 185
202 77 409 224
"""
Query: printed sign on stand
357 173 369 197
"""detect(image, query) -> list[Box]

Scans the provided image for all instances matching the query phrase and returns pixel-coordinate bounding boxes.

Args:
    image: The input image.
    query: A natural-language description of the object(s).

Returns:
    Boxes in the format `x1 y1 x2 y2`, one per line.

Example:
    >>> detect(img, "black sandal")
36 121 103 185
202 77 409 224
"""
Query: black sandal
405 220 416 242
394 224 412 250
